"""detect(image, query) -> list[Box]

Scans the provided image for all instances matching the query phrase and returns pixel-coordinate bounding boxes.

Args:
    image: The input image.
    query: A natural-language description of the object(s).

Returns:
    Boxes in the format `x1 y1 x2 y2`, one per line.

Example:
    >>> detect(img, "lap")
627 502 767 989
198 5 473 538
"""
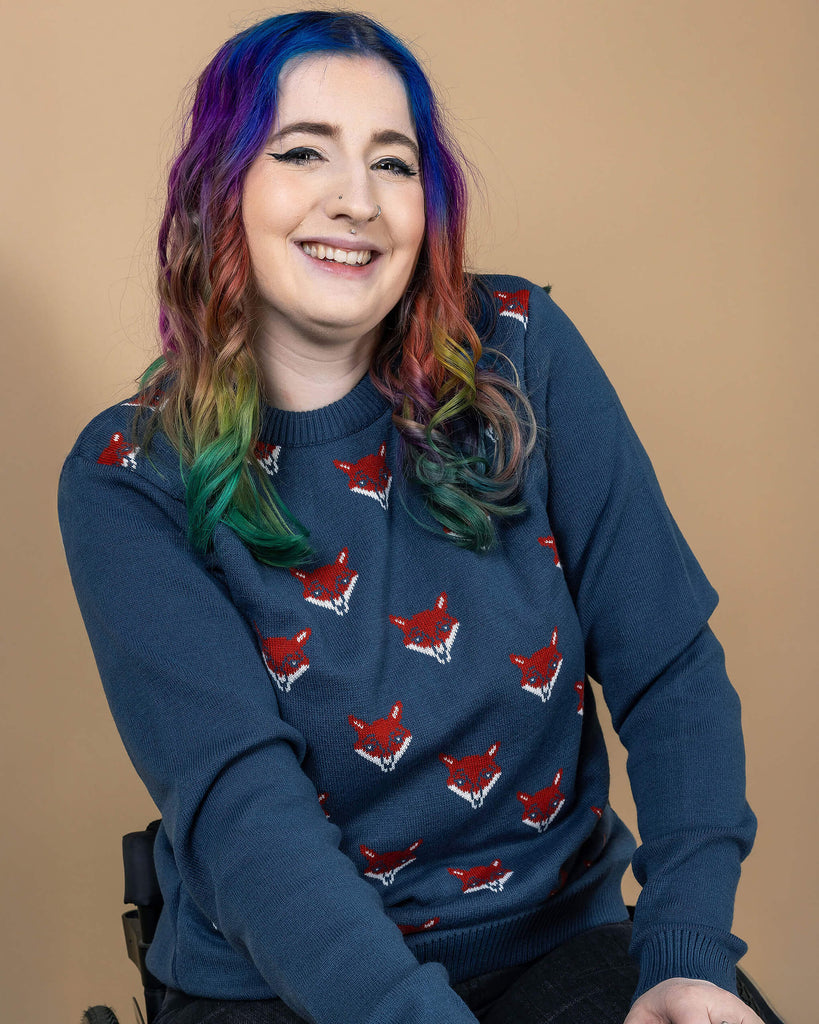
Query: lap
476 921 638 1024
154 921 638 1024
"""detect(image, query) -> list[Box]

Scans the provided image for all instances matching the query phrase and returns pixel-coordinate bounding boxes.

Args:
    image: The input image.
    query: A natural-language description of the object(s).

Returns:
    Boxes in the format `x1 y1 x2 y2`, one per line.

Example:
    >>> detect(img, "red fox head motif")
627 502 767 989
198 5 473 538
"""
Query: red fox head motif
98 432 139 470
290 548 358 616
333 442 392 510
439 742 501 810
537 534 562 568
517 769 566 833
360 838 422 886
493 288 529 328
397 917 440 936
254 624 311 693
122 388 165 410
448 858 513 894
509 628 563 702
389 592 459 664
348 701 412 773
254 441 281 476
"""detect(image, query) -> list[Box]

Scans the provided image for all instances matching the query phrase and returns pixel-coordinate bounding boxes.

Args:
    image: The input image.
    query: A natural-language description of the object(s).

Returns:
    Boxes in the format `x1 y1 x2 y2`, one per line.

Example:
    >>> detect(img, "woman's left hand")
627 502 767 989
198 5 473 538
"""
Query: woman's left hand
623 978 764 1024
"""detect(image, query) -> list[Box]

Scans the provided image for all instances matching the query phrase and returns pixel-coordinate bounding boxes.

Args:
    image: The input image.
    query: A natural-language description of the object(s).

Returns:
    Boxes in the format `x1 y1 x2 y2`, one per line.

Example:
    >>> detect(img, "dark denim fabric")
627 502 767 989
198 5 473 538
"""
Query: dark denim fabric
153 921 639 1024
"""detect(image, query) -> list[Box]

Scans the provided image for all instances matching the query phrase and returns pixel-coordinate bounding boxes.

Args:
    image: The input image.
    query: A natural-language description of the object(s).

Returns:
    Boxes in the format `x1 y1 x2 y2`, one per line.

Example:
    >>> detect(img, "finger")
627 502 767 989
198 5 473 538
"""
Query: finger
707 995 765 1024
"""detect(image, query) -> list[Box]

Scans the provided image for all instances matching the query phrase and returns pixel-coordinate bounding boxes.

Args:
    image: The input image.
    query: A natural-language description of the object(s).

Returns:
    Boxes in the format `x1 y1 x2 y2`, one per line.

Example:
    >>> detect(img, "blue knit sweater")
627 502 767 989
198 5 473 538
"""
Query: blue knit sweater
58 277 756 1024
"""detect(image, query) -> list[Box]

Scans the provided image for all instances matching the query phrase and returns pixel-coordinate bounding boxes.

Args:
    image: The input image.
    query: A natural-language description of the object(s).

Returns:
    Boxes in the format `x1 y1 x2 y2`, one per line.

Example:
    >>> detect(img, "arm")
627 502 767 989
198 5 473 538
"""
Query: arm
527 287 757 1000
58 447 478 1024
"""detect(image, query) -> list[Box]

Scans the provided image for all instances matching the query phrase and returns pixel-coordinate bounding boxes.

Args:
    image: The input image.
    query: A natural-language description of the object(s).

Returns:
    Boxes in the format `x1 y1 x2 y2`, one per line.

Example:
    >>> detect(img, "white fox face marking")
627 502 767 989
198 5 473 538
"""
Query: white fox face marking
494 288 529 329
438 743 501 810
254 625 311 693
98 433 139 470
333 442 392 510
360 838 422 886
448 858 513 894
254 441 281 476
389 592 459 664
537 534 562 568
509 628 563 701
348 701 412 772
290 548 358 615
517 769 566 833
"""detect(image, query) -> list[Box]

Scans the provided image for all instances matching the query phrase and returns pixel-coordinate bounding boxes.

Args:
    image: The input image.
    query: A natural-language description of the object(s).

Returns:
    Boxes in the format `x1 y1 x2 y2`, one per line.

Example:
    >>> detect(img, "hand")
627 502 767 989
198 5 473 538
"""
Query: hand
624 978 764 1024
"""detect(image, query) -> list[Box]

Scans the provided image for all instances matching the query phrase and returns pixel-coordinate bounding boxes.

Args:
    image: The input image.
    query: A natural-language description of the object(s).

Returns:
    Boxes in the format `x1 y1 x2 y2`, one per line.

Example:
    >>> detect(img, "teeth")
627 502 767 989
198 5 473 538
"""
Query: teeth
301 242 372 265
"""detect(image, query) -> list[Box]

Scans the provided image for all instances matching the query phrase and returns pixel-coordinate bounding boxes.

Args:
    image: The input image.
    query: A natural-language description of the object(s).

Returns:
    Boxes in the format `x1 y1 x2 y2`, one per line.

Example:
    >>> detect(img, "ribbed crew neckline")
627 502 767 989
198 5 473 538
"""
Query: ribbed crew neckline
259 371 391 446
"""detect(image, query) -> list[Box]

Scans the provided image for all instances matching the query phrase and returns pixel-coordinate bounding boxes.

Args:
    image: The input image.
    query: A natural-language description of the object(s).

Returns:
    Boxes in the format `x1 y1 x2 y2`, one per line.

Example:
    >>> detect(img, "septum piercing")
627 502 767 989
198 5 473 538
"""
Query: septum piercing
348 204 380 234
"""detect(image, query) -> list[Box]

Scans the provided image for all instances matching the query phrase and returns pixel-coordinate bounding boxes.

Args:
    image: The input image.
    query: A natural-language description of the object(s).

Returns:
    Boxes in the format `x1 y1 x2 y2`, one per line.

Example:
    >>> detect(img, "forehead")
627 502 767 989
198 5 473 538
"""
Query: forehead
274 54 416 133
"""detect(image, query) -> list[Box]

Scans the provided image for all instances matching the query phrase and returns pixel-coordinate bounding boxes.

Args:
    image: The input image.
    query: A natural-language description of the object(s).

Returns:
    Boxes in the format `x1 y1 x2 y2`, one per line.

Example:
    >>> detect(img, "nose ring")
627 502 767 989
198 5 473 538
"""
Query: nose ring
341 199 381 233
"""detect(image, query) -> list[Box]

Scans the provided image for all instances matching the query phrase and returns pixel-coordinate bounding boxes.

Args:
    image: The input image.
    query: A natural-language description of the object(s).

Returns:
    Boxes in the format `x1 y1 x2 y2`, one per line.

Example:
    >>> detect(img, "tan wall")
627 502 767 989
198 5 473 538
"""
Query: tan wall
2 1 815 1021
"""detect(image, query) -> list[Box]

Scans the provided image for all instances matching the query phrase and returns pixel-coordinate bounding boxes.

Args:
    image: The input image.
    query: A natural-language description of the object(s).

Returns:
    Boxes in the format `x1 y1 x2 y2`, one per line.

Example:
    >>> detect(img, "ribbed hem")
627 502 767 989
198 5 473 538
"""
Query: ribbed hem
260 372 390 446
408 885 629 984
633 926 748 999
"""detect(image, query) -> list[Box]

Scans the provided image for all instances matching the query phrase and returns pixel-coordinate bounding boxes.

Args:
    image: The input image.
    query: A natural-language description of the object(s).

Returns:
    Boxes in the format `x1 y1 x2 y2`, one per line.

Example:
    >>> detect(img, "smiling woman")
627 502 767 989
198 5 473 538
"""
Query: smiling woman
58 10 767 1024
242 55 426 411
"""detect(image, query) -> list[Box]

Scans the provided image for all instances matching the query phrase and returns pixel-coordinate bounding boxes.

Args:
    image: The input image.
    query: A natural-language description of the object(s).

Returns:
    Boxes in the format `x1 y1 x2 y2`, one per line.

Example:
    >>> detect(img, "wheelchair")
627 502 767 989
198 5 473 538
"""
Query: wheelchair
82 820 787 1024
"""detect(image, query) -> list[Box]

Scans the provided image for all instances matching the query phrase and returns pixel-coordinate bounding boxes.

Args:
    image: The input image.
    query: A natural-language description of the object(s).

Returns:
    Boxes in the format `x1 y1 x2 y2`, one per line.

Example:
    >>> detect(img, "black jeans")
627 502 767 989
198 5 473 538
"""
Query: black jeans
153 921 639 1024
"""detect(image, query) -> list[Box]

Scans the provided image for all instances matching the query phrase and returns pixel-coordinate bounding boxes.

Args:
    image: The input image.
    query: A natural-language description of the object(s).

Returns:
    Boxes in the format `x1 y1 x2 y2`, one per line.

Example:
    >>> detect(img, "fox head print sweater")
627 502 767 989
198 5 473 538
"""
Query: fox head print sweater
58 278 756 1024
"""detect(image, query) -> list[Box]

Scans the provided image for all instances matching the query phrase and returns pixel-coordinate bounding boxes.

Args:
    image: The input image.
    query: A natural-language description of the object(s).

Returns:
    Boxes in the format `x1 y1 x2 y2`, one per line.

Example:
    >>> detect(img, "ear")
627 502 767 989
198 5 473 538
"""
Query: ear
435 592 448 610
389 614 406 627
333 460 352 473
551 627 558 645
378 441 387 457
294 628 311 645
509 653 525 667
389 701 403 720
409 838 423 851
337 548 348 565
439 752 454 768
487 742 500 757
553 769 563 786
448 867 465 879
360 844 375 857
290 568 308 582
348 714 366 730
516 791 530 804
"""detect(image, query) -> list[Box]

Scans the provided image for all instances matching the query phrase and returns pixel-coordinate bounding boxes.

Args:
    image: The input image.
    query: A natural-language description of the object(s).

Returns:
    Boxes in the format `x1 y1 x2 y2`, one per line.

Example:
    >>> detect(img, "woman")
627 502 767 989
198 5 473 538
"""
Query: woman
59 11 760 1024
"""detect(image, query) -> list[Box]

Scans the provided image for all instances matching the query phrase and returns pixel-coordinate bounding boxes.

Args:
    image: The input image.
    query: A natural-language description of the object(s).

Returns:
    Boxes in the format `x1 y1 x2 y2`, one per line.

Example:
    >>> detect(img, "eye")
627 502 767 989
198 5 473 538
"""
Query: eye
372 157 418 177
271 147 322 166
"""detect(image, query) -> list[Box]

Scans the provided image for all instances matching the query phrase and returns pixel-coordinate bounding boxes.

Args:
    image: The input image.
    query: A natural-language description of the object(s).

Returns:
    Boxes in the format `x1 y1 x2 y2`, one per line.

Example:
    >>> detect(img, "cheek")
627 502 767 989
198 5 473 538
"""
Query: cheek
392 189 426 255
242 169 304 248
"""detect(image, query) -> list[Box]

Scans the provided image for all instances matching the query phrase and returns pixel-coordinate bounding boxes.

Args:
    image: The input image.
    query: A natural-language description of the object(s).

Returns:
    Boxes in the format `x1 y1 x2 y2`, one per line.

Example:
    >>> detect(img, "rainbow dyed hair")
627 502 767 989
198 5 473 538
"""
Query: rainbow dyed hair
137 9 536 564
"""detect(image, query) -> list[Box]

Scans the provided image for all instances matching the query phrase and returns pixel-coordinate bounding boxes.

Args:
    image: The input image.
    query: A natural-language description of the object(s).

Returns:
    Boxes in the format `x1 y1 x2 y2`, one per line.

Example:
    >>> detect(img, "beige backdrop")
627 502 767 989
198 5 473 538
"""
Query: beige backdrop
2 1 816 1021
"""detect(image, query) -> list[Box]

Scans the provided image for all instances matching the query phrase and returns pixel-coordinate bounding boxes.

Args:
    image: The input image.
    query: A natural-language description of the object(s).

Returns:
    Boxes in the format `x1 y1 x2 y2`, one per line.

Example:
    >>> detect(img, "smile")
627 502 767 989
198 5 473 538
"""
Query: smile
301 242 373 266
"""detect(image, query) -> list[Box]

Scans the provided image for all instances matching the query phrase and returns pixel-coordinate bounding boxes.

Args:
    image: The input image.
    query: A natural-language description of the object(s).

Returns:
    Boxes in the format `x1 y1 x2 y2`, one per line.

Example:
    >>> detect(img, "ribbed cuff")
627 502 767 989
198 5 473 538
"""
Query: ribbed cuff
633 926 748 1001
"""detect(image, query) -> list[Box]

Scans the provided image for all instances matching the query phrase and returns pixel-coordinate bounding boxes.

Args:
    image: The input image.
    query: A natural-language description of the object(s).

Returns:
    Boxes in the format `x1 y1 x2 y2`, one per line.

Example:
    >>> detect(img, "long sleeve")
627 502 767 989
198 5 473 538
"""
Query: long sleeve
58 446 479 1024
526 285 757 997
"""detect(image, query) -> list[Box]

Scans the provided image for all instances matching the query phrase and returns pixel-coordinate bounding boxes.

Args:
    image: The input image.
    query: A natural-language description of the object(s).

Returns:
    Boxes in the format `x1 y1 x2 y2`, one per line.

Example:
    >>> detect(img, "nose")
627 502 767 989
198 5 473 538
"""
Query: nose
324 167 380 227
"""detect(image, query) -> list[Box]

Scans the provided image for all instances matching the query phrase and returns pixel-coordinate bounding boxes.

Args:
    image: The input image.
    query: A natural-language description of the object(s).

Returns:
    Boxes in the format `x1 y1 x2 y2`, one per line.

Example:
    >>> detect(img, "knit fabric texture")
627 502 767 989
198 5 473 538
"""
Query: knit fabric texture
58 277 756 1024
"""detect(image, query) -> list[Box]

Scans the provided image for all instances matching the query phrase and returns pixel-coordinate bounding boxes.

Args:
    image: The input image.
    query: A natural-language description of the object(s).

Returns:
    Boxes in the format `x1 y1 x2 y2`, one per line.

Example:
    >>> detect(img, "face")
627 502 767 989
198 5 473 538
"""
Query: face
242 54 426 358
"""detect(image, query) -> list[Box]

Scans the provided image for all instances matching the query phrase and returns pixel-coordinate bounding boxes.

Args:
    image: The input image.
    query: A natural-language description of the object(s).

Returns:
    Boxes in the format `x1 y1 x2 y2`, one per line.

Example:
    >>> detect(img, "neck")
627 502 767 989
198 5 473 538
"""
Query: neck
253 324 380 412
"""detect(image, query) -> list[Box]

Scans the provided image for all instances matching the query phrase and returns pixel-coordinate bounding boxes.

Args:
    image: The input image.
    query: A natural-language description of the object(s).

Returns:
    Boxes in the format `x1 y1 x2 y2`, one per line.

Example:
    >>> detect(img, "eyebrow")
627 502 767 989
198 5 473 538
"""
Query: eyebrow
268 121 420 164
